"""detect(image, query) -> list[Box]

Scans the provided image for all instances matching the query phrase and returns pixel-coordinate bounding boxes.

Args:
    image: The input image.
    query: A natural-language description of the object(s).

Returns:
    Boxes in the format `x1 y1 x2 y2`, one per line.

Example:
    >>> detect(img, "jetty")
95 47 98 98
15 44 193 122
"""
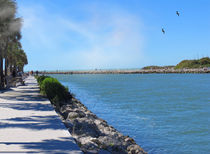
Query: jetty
40 68 210 74
0 76 82 153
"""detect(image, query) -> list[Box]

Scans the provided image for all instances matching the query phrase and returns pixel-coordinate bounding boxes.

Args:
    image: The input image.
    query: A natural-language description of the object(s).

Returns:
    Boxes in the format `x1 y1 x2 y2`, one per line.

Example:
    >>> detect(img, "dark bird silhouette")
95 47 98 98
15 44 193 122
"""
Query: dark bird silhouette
162 28 165 34
176 11 180 16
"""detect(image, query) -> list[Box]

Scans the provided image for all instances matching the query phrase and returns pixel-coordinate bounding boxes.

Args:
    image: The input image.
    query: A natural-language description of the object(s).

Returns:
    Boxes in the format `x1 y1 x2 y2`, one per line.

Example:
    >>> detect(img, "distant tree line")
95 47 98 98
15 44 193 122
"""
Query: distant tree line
143 57 210 70
142 65 175 70
0 0 27 89
175 57 210 69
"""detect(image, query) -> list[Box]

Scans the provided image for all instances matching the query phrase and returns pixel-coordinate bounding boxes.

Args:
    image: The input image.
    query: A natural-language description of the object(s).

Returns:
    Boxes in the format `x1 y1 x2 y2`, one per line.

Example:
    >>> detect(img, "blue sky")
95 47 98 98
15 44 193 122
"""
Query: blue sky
16 0 210 71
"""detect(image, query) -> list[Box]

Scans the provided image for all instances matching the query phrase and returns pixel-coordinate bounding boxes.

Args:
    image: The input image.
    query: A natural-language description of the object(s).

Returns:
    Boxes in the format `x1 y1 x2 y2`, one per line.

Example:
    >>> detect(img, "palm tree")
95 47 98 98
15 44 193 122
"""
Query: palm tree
0 0 17 88
7 40 27 76
0 0 25 89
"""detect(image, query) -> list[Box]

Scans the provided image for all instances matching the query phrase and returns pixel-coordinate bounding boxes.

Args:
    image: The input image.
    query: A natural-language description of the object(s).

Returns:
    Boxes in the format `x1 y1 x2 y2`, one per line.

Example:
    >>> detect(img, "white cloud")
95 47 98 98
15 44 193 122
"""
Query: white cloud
19 2 145 70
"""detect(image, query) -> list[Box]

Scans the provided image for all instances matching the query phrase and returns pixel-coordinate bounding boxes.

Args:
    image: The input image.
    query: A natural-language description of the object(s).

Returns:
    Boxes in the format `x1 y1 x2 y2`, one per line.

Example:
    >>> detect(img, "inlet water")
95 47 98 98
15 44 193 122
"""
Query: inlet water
51 74 210 154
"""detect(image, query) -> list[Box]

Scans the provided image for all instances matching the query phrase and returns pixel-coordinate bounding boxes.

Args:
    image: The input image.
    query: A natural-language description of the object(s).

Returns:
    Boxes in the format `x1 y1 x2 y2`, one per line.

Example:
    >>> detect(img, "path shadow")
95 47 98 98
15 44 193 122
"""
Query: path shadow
0 137 81 154
16 90 40 94
18 86 39 90
0 78 82 153
1 94 47 102
0 88 14 94
0 101 53 111
0 115 66 130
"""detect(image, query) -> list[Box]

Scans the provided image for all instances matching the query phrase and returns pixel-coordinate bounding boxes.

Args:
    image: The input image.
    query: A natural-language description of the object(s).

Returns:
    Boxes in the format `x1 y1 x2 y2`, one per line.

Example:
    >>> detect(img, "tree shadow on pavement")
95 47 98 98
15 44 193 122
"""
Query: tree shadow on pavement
0 137 81 154
0 102 53 111
0 115 66 130
0 94 47 102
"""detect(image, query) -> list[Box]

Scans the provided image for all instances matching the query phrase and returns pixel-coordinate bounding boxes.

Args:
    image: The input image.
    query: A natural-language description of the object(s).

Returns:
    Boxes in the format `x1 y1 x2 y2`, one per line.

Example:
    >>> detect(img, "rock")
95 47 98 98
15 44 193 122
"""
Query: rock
68 112 80 119
57 97 147 154
91 138 101 146
125 136 135 143
72 119 101 137
67 110 86 119
127 145 146 154
97 136 121 148
81 143 99 153
76 110 86 118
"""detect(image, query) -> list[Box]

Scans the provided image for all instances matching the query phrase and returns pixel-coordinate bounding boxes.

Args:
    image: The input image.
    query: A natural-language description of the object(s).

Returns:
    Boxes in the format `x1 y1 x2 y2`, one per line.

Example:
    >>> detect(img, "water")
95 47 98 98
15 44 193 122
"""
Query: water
50 74 210 154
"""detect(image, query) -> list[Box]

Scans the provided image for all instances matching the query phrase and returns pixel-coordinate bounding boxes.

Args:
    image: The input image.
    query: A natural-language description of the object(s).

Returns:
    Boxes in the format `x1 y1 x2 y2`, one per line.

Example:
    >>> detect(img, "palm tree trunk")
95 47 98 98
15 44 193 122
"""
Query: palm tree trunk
0 55 4 89
13 64 17 77
5 57 8 87
4 43 8 77
5 58 8 76
10 65 13 75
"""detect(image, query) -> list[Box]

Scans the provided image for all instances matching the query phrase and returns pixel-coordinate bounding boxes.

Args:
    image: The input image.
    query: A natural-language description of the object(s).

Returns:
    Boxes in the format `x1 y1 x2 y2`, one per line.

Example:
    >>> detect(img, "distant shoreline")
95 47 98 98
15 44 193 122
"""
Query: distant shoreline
39 68 210 74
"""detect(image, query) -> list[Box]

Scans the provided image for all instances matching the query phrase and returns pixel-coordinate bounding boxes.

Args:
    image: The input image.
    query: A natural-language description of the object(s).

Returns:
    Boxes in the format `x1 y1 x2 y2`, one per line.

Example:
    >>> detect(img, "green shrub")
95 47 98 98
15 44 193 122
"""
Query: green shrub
142 65 174 70
40 77 72 105
200 57 210 65
175 57 210 69
37 75 50 86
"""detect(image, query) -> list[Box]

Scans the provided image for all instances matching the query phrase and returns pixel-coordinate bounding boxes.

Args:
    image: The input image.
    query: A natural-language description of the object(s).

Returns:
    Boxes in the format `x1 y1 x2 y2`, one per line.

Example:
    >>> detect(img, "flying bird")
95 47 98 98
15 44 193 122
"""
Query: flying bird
176 11 180 16
162 28 165 34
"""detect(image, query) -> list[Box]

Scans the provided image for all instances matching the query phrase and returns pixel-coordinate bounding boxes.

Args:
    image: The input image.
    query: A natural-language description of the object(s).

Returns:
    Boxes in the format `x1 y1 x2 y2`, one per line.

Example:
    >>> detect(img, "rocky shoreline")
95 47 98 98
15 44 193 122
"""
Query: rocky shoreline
56 97 147 154
41 68 210 74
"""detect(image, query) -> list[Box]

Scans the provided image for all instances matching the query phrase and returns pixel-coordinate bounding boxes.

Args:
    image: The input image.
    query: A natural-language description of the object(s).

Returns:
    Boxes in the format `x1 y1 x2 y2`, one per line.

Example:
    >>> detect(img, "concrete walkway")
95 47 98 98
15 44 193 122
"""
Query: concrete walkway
0 76 82 154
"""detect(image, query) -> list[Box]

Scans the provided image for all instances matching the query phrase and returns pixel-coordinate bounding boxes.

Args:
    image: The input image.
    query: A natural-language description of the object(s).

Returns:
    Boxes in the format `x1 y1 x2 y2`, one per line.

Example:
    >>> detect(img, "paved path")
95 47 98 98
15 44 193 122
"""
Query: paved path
0 76 82 154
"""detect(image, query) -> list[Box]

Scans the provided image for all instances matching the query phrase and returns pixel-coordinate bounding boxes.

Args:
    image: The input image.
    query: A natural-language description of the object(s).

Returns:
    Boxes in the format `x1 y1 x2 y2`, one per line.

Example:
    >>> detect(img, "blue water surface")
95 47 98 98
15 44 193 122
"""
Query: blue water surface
51 74 210 154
